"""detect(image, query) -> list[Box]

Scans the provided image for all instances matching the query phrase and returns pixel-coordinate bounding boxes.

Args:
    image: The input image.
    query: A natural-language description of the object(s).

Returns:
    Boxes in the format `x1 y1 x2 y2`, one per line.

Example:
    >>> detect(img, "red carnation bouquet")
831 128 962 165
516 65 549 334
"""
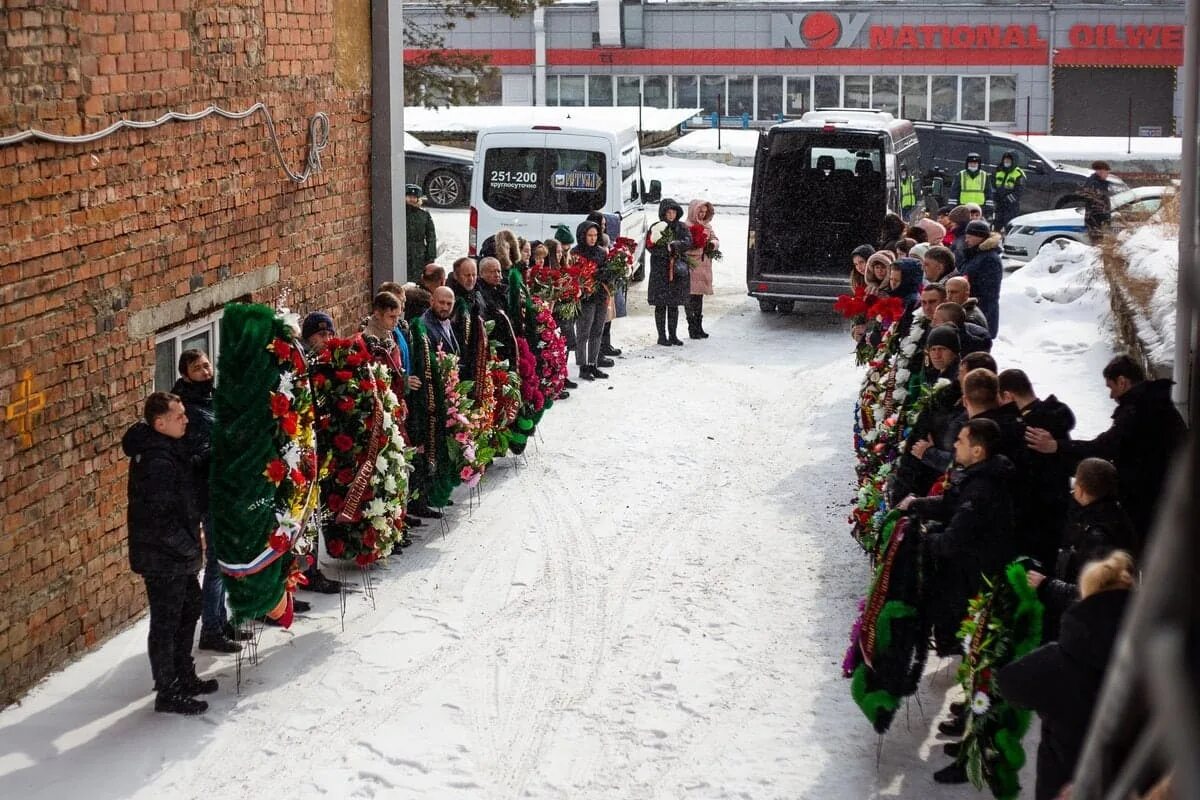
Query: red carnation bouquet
835 285 883 366
603 236 638 293
527 262 574 315
564 252 599 308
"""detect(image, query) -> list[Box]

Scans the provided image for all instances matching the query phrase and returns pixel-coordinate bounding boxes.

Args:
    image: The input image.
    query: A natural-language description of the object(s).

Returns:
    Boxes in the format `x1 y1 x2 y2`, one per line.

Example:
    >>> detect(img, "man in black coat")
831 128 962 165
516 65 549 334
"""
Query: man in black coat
890 324 961 502
932 302 991 355
171 350 248 654
900 417 1017 656
956 220 1004 338
998 368 1077 570
1081 160 1113 242
1026 355 1187 554
446 257 489 380
123 392 216 715
1028 457 1136 637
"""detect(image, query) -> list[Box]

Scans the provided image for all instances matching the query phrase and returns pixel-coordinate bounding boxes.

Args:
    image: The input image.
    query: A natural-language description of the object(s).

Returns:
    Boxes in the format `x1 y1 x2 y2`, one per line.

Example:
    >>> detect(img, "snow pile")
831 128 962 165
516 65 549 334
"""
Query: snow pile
404 105 697 134
1117 224 1179 367
664 129 759 160
993 239 1118 437
1027 135 1182 162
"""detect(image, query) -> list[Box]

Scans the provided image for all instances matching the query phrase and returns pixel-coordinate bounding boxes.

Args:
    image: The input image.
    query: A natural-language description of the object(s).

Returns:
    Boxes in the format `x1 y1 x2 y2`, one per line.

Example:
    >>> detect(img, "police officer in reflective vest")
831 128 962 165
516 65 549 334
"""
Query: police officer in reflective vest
992 151 1027 230
949 152 993 218
899 166 917 221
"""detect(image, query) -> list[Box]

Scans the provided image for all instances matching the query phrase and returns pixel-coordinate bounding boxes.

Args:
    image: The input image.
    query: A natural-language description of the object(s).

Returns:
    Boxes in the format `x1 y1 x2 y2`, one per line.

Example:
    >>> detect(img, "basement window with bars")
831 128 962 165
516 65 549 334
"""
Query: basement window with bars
154 310 223 392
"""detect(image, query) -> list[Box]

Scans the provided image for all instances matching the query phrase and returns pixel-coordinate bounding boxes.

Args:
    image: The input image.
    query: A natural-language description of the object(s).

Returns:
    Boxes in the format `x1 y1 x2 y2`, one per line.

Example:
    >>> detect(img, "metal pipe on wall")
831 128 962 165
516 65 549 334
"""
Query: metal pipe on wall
534 6 547 106
1175 0 1199 424
1047 2 1056 134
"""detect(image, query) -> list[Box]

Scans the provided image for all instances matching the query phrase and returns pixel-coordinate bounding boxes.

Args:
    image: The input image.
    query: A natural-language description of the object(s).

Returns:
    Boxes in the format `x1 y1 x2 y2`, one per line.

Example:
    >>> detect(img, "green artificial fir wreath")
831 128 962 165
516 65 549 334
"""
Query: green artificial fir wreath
211 303 317 623
955 560 1045 799
844 512 929 734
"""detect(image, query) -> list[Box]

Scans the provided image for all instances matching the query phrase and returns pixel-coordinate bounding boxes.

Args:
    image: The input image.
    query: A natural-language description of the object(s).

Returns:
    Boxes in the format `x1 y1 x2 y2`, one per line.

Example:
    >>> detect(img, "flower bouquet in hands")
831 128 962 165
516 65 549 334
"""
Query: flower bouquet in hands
527 262 573 314
602 237 638 293
564 252 599 305
835 285 879 366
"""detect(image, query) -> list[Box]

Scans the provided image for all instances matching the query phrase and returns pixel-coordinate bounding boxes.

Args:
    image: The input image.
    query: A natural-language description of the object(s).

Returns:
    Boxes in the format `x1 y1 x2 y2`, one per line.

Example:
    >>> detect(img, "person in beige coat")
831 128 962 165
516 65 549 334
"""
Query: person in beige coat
685 199 718 339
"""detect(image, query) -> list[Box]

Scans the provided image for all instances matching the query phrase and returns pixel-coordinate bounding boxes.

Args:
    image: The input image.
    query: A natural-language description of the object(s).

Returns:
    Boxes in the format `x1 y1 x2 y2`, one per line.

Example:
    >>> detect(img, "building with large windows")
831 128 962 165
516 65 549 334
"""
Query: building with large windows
404 0 1186 135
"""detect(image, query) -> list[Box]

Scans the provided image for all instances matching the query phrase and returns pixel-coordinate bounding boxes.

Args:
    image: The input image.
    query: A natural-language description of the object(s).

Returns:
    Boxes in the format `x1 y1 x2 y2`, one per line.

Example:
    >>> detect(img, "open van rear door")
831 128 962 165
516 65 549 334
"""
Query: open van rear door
746 132 770 293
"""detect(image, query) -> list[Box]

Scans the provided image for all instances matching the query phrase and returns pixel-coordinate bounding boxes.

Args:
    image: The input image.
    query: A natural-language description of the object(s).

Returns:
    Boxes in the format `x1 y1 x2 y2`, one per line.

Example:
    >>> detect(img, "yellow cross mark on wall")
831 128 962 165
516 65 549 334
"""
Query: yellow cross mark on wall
5 370 45 448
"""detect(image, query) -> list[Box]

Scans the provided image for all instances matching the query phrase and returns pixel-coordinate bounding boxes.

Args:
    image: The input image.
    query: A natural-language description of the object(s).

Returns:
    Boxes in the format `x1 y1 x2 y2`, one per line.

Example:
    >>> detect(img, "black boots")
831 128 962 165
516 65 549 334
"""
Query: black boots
655 306 670 346
198 632 241 653
666 306 684 346
686 295 709 339
155 679 210 715
601 321 622 357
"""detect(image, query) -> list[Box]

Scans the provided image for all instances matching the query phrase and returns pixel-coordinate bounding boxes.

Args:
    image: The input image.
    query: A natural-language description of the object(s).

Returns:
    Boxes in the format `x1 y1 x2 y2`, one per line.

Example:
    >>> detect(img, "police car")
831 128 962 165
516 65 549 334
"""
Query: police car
1001 186 1173 262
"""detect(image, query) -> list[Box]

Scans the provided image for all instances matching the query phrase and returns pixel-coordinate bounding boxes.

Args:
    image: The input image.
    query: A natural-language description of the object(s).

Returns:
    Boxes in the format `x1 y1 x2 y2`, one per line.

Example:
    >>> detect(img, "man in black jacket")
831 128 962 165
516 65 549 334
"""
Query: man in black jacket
1026 354 1187 554
1081 160 1113 242
998 368 1077 569
901 417 1017 655
1028 457 1136 638
900 417 1017 784
123 392 216 715
172 350 250 654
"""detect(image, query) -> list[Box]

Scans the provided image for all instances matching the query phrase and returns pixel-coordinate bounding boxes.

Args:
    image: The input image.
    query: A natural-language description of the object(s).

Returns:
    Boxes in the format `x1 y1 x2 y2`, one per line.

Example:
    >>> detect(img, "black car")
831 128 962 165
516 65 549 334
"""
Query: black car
404 132 474 208
913 121 1126 214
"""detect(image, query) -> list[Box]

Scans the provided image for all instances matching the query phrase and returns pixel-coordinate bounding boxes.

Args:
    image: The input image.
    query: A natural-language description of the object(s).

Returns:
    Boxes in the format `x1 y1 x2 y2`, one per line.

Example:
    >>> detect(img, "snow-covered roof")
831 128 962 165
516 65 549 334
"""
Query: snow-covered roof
404 105 698 135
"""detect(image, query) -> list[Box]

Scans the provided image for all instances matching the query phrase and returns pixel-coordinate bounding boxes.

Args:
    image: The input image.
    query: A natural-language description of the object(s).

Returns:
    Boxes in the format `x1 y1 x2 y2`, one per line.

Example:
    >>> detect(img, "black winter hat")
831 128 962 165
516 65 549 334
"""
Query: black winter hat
926 324 961 354
851 244 875 260
301 312 335 340
965 219 991 237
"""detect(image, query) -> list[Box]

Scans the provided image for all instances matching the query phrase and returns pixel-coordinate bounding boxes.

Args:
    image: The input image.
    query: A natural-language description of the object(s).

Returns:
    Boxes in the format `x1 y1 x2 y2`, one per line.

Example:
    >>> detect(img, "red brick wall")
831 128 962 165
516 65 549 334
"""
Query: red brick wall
0 0 374 704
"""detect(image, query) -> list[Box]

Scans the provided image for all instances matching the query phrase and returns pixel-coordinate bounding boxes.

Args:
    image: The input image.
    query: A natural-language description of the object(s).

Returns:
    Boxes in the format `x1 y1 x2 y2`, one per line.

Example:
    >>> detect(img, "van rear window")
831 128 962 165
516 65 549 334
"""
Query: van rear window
483 148 607 214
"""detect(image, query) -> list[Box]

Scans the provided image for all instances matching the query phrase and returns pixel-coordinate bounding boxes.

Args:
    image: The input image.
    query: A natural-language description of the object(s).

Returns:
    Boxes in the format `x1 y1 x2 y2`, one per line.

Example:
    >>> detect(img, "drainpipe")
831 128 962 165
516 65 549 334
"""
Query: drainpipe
1174 0 1199 424
370 0 406 288
1046 2 1056 134
534 6 547 106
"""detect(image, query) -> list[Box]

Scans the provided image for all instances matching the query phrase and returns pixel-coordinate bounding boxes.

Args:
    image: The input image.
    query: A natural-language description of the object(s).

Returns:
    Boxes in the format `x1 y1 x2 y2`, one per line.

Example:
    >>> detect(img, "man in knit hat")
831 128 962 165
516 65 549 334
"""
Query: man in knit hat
296 311 345 596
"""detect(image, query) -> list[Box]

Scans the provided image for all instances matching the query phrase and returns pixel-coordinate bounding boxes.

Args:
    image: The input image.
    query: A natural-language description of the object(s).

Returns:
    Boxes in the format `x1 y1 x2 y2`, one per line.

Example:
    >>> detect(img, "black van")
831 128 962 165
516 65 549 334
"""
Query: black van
913 121 1127 214
747 110 921 311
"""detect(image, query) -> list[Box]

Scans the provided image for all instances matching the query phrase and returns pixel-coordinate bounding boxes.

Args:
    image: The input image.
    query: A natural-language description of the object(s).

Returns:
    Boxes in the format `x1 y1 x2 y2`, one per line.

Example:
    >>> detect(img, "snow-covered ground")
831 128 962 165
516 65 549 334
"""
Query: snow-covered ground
1 157 1123 799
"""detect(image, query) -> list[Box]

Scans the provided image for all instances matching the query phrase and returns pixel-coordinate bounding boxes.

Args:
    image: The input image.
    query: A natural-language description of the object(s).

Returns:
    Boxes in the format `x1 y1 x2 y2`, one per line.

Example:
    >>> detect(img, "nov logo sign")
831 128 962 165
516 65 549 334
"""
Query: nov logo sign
771 12 869 49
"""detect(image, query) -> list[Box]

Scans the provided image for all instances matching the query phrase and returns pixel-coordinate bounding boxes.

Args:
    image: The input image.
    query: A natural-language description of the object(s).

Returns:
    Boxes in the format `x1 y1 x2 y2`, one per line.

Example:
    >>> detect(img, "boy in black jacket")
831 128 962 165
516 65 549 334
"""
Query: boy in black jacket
122 392 217 715
1028 457 1136 638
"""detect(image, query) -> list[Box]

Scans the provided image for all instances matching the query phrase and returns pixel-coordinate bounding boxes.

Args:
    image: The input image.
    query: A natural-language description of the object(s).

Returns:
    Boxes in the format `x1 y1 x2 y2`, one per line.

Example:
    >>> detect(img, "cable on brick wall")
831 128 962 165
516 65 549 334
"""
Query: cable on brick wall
0 103 330 184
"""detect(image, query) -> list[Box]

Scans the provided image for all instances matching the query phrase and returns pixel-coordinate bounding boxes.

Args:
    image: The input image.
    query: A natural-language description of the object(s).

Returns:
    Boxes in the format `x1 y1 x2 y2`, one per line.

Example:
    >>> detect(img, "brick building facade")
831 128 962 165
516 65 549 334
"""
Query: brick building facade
0 1 376 704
